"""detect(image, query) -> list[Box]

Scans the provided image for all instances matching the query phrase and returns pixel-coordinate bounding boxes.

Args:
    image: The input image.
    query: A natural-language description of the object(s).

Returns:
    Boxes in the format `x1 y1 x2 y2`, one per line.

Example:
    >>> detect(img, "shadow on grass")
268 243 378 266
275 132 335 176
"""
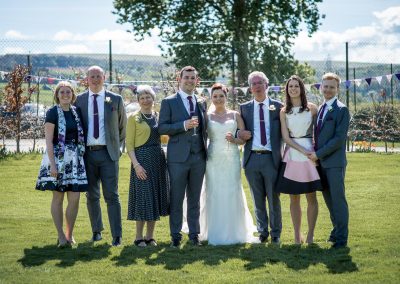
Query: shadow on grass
18 241 112 268
112 242 358 274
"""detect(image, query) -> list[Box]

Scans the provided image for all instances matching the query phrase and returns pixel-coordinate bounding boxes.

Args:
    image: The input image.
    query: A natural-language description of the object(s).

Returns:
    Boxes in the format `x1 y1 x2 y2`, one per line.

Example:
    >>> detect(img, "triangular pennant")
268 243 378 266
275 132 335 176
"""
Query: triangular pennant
270 86 281 92
375 76 383 85
345 80 351 89
355 79 362 87
365 78 372 86
386 74 393 82
313 83 321 90
395 73 400 81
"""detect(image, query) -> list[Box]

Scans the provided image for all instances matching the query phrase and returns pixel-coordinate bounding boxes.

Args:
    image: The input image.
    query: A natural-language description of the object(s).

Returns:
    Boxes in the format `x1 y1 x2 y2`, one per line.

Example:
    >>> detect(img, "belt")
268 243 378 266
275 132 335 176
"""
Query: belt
86 145 107 151
251 150 272 154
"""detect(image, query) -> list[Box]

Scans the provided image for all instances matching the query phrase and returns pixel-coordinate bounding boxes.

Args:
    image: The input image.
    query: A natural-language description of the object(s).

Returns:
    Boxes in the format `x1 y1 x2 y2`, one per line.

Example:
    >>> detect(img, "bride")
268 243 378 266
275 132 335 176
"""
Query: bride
198 83 259 245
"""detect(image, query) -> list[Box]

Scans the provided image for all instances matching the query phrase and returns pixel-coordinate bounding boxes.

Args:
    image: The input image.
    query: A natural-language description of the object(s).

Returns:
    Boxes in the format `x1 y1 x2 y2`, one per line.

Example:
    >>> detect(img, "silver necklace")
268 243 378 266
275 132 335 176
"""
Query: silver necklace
212 111 227 118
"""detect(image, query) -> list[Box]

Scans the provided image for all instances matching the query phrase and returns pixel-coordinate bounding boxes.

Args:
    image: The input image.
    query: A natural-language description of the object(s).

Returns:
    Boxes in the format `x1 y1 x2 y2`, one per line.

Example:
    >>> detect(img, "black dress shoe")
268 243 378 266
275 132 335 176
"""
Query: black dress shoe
271 237 281 245
189 237 202 246
332 241 347 249
259 235 268 243
112 236 122 247
92 232 102 242
170 239 181 248
327 236 336 243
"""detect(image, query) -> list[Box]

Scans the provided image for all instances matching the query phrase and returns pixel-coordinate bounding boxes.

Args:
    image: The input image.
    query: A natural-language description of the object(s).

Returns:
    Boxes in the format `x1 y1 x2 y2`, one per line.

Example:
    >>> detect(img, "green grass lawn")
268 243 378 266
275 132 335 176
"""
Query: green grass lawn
0 153 399 283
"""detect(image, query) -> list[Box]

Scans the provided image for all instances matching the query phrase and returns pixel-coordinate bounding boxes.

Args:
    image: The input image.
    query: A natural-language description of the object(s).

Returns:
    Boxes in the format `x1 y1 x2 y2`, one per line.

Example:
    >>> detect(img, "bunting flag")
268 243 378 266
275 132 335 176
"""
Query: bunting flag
270 86 281 92
313 83 321 90
1 69 399 93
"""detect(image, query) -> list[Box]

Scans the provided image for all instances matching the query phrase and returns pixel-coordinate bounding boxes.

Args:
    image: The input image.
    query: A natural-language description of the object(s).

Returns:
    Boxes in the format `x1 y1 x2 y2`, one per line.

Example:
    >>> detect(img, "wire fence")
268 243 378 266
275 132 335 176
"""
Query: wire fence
0 39 400 111
1 39 399 151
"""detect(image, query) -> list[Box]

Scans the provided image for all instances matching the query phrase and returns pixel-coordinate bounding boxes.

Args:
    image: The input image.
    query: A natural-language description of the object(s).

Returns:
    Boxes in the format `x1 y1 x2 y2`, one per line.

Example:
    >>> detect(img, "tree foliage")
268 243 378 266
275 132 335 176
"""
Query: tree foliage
1 65 36 153
113 0 324 84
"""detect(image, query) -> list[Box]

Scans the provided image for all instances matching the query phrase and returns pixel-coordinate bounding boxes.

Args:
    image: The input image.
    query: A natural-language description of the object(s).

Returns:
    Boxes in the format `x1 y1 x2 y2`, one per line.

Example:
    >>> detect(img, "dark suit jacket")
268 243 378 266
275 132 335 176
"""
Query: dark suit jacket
75 90 127 161
314 99 350 168
240 98 283 169
158 93 207 163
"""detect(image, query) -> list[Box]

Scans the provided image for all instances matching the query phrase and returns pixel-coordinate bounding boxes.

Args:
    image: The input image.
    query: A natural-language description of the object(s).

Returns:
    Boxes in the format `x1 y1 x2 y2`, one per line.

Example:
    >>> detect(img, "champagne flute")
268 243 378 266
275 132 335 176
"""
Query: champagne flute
192 115 199 136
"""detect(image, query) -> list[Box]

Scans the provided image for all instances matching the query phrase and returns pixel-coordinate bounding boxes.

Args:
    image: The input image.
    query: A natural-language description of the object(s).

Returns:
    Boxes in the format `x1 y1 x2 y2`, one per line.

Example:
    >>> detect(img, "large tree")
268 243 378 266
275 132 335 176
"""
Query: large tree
113 0 323 85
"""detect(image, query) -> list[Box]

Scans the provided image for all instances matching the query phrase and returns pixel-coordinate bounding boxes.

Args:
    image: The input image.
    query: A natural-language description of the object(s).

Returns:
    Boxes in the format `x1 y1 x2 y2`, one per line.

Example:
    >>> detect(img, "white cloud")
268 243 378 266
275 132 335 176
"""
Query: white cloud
55 44 91 53
4 30 29 39
3 47 26 54
293 6 400 63
50 29 163 55
373 6 400 32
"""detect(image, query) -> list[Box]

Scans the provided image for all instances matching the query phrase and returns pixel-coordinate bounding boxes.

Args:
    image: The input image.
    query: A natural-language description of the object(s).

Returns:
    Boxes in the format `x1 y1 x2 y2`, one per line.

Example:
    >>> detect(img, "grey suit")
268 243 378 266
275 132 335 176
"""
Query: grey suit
315 98 350 245
158 93 207 241
240 98 283 238
75 90 127 238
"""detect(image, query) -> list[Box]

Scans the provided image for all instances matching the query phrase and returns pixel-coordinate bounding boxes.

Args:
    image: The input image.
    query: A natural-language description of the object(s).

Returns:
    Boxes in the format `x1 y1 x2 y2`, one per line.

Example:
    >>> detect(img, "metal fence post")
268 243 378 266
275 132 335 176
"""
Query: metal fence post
346 42 350 151
27 54 31 103
109 40 113 84
390 63 393 106
353 67 356 112
231 41 236 109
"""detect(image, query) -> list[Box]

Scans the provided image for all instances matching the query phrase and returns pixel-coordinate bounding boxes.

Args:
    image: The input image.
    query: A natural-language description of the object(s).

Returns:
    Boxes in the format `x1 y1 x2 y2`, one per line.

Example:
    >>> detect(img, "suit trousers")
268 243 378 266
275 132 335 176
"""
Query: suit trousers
85 148 122 237
319 166 349 243
244 153 282 238
168 151 206 240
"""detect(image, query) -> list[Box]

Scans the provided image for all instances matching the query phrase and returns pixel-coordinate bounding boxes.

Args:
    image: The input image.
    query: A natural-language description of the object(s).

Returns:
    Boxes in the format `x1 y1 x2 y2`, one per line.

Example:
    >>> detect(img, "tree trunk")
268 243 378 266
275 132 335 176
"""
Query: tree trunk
236 41 249 86
16 113 21 153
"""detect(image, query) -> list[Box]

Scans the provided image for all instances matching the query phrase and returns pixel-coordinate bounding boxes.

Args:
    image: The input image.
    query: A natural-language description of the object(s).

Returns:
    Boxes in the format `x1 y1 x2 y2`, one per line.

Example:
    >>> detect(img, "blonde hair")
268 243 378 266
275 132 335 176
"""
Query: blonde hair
322 72 341 88
54 81 76 104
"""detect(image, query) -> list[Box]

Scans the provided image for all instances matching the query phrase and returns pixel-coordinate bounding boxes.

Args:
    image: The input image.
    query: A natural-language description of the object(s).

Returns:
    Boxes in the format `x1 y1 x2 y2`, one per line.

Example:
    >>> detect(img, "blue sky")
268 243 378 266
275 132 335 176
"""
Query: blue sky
1 0 400 62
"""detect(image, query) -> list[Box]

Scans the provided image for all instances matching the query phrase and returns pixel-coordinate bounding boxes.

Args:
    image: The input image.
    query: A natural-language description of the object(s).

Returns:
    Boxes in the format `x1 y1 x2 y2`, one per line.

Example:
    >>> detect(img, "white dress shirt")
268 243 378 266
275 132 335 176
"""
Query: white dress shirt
252 97 272 151
179 89 197 131
320 96 337 121
87 88 106 146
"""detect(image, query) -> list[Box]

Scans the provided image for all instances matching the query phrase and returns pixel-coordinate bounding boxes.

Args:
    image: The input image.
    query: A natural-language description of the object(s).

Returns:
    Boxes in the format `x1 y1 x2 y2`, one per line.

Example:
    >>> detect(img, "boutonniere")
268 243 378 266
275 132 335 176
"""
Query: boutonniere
268 105 276 111
105 97 112 104
328 106 333 112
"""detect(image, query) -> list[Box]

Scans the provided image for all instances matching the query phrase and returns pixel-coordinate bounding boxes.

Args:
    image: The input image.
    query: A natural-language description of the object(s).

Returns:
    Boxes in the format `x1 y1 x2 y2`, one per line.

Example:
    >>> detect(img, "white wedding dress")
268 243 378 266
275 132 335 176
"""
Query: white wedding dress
197 114 259 245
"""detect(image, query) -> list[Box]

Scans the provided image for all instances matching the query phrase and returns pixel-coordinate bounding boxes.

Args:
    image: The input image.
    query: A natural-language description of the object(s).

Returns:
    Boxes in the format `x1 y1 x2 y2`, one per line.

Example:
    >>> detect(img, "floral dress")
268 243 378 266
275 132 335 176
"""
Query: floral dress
36 105 88 192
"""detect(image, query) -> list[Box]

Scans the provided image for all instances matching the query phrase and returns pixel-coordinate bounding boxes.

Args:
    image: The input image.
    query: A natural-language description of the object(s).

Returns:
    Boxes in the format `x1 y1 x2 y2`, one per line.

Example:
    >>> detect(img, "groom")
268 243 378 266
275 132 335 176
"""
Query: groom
159 66 207 248
239 71 283 244
308 72 350 249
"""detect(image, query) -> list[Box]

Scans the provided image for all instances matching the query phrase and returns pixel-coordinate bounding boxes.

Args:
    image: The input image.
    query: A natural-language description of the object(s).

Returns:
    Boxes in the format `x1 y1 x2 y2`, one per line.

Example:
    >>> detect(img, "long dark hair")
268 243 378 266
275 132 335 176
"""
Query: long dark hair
284 75 309 114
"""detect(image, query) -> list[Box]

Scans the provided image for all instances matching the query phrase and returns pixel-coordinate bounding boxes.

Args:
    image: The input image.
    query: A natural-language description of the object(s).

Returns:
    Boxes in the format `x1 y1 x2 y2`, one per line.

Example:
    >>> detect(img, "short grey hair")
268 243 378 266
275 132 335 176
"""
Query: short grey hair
87 65 105 75
136 85 156 100
248 71 269 86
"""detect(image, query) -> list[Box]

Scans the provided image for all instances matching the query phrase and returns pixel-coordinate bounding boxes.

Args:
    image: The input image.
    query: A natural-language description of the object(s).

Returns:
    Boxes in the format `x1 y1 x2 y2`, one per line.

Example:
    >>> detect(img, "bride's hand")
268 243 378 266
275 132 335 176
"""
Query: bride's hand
225 132 235 143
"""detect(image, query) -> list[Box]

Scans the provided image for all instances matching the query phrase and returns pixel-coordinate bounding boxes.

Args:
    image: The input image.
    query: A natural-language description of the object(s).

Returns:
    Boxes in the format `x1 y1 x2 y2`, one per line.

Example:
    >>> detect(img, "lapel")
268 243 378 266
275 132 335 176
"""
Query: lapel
321 99 337 130
247 101 254 135
175 93 190 120
268 98 274 130
81 91 89 130
104 91 111 133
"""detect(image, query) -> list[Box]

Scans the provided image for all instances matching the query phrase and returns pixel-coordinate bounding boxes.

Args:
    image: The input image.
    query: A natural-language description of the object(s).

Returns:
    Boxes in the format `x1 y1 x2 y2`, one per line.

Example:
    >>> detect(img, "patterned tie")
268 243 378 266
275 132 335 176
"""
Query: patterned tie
93 94 99 139
316 103 327 133
315 103 326 150
259 103 267 146
187 95 195 117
